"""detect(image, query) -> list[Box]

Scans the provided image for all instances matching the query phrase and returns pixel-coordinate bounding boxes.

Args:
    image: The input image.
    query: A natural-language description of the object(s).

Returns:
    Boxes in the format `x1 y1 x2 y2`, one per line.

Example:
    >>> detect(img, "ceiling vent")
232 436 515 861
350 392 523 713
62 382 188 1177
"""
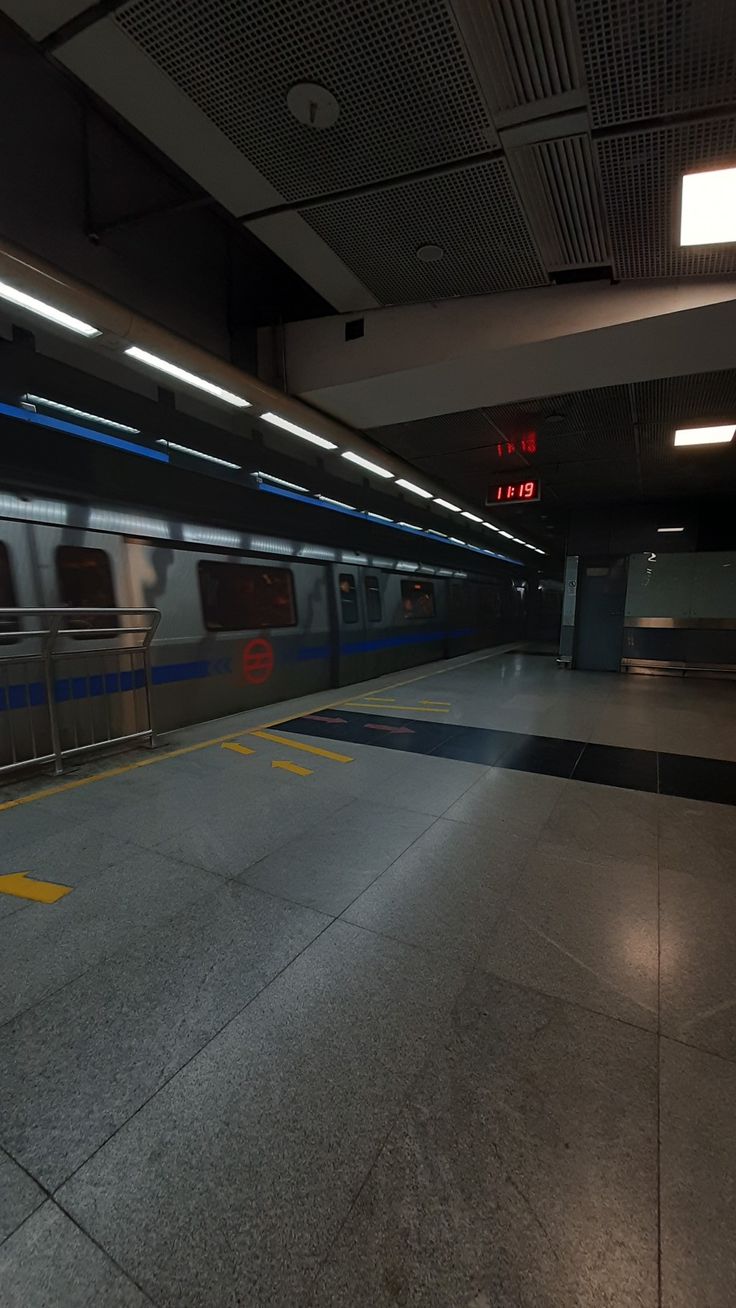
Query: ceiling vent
451 0 586 123
506 134 610 271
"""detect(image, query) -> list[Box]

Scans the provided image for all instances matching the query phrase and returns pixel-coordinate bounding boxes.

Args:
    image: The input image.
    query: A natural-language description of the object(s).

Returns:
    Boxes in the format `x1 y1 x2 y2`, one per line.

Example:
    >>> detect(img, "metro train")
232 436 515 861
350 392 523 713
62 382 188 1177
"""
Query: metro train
0 490 559 768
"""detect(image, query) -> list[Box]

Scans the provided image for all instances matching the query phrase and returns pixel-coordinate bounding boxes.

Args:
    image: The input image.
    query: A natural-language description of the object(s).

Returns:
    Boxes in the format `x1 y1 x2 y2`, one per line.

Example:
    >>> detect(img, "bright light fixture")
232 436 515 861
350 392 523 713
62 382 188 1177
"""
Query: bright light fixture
0 278 100 337
341 450 393 478
396 478 432 499
449 537 466 545
367 511 393 522
156 439 240 469
317 494 355 509
23 394 138 433
658 526 685 533
254 471 308 492
498 530 514 539
680 167 736 246
482 521 501 531
674 425 735 446
433 498 460 512
398 521 422 531
461 510 483 523
125 346 250 408
260 411 337 449
426 529 448 537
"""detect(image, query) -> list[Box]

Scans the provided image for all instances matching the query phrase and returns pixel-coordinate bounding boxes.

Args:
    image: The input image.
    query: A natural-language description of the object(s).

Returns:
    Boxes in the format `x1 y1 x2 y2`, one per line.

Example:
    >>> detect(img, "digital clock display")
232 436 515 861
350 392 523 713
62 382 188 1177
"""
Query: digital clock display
487 478 541 504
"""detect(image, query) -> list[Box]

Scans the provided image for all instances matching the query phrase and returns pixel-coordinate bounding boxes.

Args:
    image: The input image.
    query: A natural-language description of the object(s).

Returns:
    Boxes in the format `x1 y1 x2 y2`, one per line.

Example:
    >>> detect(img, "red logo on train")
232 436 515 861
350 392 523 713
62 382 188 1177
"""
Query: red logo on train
242 638 274 685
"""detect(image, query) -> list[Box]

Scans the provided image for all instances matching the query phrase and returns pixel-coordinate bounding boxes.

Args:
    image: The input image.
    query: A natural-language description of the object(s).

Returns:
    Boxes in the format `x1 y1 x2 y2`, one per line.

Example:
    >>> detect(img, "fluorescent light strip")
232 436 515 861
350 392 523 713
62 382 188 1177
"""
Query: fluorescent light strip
482 521 501 531
398 521 422 531
254 471 309 492
658 526 685 533
125 346 249 408
449 537 466 545
674 425 735 446
23 394 139 433
461 510 483 523
0 278 100 337
261 411 337 449
341 450 393 478
396 478 432 499
317 494 355 509
498 530 514 539
157 439 240 470
0 398 168 463
433 498 460 512
426 529 448 537
367 511 393 522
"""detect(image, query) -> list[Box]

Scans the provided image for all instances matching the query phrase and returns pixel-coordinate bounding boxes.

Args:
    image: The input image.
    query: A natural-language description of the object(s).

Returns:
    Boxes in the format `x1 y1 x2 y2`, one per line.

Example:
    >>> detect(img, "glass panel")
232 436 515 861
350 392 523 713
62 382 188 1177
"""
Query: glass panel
339 573 358 624
56 546 117 630
364 574 382 622
0 542 19 641
401 579 435 619
198 562 297 631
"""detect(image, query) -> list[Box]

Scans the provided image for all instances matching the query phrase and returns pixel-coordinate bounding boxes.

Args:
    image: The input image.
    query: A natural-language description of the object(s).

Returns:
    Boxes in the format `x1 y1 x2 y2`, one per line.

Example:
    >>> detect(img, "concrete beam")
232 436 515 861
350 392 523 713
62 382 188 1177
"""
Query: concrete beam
280 280 736 427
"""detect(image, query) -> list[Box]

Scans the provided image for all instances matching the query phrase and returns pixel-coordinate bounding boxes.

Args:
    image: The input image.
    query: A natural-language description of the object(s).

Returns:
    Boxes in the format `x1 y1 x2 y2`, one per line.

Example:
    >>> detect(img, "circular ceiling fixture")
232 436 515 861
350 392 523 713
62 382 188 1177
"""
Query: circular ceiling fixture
286 83 340 130
416 244 444 263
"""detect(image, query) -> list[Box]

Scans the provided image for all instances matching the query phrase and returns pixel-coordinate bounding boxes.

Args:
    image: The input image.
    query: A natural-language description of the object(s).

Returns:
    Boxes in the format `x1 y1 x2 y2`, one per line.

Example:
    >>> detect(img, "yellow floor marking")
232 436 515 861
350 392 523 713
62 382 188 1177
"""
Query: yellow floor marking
343 702 450 714
419 700 451 706
221 742 256 756
272 759 312 777
0 647 510 814
0 872 72 904
250 730 353 763
361 696 396 702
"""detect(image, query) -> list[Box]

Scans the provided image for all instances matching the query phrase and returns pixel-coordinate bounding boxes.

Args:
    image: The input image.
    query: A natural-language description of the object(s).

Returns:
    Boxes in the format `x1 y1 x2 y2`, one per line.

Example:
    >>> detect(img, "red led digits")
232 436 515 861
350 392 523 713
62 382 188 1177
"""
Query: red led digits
487 477 541 505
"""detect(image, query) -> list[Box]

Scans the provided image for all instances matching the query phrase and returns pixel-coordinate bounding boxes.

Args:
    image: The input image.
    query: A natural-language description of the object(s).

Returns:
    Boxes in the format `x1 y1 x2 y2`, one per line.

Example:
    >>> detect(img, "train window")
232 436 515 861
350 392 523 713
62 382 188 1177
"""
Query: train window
198 561 297 631
401 579 435 620
0 543 19 641
364 574 382 622
56 546 118 631
339 573 358 623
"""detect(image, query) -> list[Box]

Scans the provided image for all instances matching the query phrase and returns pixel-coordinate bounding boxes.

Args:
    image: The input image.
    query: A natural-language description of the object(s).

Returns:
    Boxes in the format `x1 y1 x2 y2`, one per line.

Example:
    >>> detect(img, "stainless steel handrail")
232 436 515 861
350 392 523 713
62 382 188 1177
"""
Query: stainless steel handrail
0 607 161 778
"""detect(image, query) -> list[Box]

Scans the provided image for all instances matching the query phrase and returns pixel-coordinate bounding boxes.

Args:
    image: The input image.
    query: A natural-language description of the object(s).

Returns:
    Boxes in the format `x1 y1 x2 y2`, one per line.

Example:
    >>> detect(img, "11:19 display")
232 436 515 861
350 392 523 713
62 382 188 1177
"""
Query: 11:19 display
489 478 540 503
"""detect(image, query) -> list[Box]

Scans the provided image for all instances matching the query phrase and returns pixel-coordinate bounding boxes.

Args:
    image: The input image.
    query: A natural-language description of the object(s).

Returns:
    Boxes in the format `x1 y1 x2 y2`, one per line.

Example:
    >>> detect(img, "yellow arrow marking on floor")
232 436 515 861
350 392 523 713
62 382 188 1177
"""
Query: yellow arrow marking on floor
221 742 256 756
0 873 72 905
272 760 312 777
251 731 353 763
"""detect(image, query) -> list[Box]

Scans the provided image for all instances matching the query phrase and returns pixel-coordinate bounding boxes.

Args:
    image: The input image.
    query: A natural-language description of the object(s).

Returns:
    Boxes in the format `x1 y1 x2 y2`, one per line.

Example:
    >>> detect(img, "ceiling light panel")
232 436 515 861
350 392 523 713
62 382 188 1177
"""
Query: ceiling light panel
681 167 736 246
0 278 100 337
23 394 139 433
396 478 432 498
434 498 461 511
125 346 250 407
461 510 483 522
157 439 240 469
658 526 685 532
261 411 337 449
254 471 309 492
341 451 393 478
674 425 735 446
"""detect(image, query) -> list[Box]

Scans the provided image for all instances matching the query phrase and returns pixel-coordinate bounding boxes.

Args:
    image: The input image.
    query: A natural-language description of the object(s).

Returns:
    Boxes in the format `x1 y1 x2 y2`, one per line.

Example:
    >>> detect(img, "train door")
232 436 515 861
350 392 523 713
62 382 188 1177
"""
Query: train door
334 568 370 686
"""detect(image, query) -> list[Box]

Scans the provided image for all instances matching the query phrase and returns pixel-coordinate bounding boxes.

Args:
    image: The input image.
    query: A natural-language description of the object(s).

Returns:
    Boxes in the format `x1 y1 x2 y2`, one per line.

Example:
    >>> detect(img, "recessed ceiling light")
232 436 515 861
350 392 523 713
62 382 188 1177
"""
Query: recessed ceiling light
367 511 393 522
448 537 466 545
674 425 735 446
125 347 250 407
398 521 422 531
426 529 447 537
396 478 432 499
680 167 736 245
482 521 501 531
0 278 100 337
416 244 444 263
156 439 240 469
261 411 337 449
23 394 139 433
433 498 461 512
461 510 483 523
341 450 393 478
498 530 514 539
657 526 685 533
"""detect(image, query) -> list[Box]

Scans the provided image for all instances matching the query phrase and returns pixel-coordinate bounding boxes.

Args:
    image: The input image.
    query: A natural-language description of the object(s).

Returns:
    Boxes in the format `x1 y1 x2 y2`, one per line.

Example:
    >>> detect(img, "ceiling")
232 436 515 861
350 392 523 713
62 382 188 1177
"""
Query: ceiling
2 0 736 555
371 368 736 546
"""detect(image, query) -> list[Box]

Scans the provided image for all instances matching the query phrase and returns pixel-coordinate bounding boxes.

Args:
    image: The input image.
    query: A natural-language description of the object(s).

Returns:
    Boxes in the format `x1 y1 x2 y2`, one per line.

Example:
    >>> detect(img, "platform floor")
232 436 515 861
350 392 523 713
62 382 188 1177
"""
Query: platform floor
1 649 735 1307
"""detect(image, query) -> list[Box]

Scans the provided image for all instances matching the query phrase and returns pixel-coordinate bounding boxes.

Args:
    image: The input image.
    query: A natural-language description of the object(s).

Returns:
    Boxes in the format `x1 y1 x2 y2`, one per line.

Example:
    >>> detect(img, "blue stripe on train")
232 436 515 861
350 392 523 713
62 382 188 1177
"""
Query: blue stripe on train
0 629 479 710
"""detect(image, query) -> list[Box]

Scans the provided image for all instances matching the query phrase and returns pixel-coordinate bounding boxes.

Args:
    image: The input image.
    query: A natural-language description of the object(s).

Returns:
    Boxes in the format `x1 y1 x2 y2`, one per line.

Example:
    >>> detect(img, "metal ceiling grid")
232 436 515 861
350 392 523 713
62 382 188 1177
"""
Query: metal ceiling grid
452 0 585 119
634 370 736 426
597 116 736 279
576 0 736 129
115 0 498 203
302 158 548 303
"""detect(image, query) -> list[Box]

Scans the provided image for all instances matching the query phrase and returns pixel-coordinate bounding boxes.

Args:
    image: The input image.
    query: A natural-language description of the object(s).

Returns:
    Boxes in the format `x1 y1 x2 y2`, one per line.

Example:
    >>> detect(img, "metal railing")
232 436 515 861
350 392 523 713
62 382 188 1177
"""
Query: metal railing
0 608 160 778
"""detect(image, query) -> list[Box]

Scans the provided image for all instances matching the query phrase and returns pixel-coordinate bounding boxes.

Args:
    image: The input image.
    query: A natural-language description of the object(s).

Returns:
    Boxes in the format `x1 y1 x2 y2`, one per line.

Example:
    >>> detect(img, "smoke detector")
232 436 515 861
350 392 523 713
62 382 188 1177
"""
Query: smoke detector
287 83 340 130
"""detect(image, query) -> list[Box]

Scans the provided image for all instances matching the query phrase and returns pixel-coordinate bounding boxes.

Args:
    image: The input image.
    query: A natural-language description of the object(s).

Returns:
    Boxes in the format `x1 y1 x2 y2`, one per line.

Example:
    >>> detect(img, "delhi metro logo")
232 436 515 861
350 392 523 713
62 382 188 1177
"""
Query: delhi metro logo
242 637 274 685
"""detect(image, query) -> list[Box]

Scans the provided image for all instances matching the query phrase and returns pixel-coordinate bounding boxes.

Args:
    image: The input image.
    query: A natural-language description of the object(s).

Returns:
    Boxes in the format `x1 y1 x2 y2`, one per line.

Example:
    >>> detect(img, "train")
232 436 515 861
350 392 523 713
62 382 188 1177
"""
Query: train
0 488 561 771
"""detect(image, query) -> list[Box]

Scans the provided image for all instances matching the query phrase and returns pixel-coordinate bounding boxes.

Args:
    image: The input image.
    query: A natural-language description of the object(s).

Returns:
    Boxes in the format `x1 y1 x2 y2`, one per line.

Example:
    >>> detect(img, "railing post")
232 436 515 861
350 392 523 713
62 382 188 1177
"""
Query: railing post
43 615 63 775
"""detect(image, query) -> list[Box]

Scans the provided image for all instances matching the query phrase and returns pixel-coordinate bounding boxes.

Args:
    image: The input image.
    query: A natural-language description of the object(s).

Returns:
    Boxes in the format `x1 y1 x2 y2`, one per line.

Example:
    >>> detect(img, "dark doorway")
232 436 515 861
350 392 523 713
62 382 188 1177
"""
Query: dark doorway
574 556 628 672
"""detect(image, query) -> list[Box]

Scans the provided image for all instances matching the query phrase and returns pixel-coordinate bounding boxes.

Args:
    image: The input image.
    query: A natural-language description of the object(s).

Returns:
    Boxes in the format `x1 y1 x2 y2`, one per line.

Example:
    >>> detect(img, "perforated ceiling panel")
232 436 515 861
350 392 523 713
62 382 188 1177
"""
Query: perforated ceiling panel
302 159 547 303
115 0 497 203
598 117 736 279
576 0 736 129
